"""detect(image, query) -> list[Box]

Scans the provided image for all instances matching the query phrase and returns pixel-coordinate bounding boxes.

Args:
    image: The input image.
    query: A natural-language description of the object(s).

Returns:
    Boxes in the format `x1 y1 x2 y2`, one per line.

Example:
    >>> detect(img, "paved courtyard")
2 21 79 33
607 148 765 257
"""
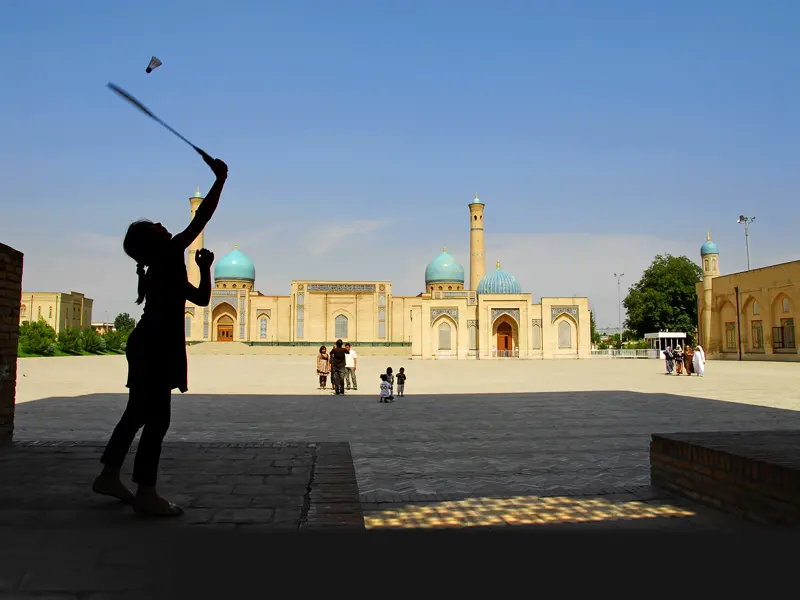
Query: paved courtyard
13 355 800 501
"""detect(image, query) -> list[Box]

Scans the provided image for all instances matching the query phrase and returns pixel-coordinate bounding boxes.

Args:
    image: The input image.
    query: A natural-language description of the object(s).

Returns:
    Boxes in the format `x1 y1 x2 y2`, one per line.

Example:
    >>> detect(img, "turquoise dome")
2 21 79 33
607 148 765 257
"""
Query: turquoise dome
214 247 255 281
477 261 522 295
701 234 719 255
425 249 465 285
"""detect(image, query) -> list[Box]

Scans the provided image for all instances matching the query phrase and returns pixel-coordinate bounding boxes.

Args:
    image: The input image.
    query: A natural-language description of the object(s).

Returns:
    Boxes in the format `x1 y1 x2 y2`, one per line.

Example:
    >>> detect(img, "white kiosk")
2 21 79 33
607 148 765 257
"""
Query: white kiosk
645 332 687 354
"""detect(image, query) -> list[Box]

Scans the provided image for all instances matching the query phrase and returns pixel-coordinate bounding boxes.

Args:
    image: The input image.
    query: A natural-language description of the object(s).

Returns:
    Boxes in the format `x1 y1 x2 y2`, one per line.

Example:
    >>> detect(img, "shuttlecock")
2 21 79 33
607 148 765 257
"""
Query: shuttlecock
145 56 162 73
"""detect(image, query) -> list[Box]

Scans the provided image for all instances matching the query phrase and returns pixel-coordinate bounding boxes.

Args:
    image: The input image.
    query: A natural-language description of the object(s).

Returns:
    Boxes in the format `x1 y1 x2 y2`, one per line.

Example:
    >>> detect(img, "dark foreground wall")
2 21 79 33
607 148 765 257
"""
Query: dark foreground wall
651 431 800 526
0 243 23 445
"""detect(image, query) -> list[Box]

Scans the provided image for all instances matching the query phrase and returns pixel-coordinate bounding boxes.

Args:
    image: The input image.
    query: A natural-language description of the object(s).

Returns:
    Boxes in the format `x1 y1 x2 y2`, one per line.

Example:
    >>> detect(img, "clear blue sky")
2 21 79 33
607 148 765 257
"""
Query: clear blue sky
2 0 798 326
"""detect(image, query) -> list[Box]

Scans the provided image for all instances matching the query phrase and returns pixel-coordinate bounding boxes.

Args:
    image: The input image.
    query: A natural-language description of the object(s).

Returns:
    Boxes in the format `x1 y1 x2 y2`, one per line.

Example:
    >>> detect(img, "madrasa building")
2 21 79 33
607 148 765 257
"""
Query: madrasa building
184 190 591 359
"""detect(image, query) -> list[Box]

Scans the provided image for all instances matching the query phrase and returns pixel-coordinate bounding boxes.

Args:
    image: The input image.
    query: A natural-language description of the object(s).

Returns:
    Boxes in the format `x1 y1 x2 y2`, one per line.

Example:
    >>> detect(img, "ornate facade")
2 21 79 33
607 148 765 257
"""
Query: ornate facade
184 191 591 359
696 233 800 361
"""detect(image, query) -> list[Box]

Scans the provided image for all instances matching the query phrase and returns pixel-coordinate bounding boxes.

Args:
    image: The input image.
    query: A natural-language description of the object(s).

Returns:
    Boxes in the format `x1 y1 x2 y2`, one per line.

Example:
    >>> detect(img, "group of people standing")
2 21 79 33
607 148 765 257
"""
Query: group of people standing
316 340 358 394
316 342 407 401
664 344 705 376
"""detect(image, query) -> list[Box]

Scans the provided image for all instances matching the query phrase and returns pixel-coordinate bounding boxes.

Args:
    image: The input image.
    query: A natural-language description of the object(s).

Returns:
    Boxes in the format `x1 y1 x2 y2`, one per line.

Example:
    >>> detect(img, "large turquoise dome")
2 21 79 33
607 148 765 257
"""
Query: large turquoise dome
477 261 522 295
701 233 719 256
214 247 255 281
425 249 465 285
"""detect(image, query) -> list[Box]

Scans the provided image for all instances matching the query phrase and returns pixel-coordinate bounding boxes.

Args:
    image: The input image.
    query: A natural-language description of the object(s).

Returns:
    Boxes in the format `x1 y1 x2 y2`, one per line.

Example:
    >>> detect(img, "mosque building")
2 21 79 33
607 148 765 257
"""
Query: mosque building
184 190 591 359
696 233 800 361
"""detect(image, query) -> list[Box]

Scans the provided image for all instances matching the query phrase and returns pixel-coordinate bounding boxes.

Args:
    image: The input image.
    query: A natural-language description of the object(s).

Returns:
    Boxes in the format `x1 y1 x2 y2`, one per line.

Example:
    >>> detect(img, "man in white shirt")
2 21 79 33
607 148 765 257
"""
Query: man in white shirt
344 343 358 390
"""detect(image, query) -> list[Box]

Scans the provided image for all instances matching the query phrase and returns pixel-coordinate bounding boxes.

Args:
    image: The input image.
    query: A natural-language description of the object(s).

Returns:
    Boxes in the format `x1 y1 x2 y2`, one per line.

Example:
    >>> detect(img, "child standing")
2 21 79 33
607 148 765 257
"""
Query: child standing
317 346 330 389
396 367 407 397
385 367 395 400
379 374 392 403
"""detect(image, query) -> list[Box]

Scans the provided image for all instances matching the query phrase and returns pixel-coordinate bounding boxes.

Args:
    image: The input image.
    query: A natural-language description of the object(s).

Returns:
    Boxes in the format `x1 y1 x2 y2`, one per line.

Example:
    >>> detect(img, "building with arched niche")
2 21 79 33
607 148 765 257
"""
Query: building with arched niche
184 190 591 359
696 232 800 361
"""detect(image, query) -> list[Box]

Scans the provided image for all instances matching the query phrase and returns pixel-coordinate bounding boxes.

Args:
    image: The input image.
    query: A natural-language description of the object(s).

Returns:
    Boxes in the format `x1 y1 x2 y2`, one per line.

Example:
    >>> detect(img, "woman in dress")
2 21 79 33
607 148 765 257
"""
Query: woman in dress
92 154 228 517
317 345 330 389
692 345 706 377
684 345 694 375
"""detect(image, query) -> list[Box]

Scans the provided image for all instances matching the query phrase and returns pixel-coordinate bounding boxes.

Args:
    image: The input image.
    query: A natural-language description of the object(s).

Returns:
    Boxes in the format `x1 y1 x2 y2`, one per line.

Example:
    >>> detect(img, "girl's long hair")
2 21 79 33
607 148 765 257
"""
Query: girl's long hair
123 220 154 305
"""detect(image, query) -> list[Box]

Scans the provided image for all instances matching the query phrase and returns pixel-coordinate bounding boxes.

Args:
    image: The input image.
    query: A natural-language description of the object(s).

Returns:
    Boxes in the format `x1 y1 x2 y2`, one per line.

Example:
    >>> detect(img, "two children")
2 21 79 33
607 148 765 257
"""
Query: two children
379 366 406 402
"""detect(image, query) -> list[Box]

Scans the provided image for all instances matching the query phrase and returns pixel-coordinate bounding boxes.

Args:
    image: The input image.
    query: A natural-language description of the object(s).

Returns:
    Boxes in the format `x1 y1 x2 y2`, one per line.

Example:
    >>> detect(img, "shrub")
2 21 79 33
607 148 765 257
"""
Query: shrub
103 329 124 352
19 319 56 355
57 327 83 354
82 327 104 353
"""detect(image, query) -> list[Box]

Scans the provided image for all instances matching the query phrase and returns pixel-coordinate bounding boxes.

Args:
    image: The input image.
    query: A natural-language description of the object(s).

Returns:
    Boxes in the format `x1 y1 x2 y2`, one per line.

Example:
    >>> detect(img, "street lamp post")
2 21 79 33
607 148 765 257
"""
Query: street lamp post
613 273 624 345
737 215 755 270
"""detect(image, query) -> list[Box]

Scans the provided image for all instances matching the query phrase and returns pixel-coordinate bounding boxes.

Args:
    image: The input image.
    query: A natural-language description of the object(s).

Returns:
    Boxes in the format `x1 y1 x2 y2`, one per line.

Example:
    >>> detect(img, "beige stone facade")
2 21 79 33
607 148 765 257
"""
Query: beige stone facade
696 234 799 361
184 192 591 359
19 291 93 333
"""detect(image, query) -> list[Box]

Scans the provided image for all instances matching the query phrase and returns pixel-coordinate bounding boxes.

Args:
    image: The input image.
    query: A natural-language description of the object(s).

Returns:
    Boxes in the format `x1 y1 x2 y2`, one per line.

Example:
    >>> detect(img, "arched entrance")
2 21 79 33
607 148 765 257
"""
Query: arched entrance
492 315 518 358
217 315 234 341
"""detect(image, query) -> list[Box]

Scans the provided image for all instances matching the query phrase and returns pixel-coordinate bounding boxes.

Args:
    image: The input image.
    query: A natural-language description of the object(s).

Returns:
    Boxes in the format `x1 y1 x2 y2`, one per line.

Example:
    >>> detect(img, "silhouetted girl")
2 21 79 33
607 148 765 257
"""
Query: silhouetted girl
93 154 228 517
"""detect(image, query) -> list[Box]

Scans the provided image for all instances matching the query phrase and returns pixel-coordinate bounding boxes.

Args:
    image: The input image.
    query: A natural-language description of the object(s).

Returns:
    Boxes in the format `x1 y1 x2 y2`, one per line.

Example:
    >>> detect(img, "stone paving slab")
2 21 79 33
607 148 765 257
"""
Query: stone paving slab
0 441 363 531
14 390 800 501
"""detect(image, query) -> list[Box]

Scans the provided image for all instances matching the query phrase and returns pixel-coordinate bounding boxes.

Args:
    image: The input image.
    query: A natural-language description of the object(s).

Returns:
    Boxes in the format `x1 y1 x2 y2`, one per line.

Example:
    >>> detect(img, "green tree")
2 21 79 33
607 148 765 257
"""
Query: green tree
623 254 703 339
82 327 105 353
57 327 83 354
590 311 601 346
19 319 56 355
102 329 124 352
114 312 136 334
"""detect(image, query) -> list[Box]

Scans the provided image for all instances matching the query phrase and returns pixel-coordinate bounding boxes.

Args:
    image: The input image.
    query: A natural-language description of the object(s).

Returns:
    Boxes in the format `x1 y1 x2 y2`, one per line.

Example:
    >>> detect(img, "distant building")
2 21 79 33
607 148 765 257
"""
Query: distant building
696 233 798 361
182 189 591 359
19 291 93 334
92 322 115 335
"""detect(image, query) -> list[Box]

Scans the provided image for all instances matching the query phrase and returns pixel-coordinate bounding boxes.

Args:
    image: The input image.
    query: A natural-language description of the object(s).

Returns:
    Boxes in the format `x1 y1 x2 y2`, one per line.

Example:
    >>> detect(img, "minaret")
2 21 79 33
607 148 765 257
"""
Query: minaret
187 187 205 288
469 192 486 291
700 231 720 351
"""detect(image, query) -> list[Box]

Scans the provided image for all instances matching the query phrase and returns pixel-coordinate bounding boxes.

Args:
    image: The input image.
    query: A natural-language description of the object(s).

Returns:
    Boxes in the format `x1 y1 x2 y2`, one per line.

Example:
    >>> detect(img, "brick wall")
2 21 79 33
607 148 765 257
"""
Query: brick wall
0 243 23 445
651 432 800 526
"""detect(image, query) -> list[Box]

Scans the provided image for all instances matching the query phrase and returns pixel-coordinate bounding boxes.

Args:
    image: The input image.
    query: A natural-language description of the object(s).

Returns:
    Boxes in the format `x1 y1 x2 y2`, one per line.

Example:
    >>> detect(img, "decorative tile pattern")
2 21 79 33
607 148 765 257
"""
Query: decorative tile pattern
307 284 376 293
297 284 304 291
213 290 239 296
212 297 236 310
185 307 195 316
551 306 580 323
467 320 478 328
240 325 245 339
203 307 209 338
443 291 469 298
431 308 458 325
532 319 542 326
256 309 272 318
491 308 520 324
468 294 477 306
239 296 246 324
379 284 386 292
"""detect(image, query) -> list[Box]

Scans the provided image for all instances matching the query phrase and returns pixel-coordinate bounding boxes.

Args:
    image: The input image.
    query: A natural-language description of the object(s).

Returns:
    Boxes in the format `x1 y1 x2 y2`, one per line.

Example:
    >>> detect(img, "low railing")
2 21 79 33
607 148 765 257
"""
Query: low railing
590 349 661 359
492 348 520 358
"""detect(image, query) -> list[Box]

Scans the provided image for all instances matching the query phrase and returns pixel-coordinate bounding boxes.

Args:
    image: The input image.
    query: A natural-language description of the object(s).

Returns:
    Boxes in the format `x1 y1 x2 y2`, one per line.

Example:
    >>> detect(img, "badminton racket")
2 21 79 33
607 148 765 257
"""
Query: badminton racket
107 82 212 161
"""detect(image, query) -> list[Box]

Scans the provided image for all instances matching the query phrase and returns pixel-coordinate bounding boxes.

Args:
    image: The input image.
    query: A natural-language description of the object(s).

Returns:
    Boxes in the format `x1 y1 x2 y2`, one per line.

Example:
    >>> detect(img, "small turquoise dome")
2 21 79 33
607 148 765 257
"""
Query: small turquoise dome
425 249 465 285
214 247 255 281
477 261 522 295
471 192 484 204
701 232 719 256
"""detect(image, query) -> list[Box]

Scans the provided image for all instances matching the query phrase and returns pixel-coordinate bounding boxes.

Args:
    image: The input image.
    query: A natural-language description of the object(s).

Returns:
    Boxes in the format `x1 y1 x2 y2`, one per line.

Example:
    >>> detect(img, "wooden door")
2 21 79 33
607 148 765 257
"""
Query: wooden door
217 315 234 342
497 322 512 356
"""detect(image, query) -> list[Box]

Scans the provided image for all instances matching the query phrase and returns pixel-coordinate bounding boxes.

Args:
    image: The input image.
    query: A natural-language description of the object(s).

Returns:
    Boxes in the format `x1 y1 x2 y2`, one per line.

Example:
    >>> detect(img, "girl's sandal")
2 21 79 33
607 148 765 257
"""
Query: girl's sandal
92 481 136 505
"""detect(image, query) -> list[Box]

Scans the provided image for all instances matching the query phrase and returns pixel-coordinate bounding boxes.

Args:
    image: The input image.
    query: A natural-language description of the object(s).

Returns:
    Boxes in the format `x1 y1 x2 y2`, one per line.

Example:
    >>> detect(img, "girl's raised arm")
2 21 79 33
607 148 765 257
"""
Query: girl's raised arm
172 156 228 250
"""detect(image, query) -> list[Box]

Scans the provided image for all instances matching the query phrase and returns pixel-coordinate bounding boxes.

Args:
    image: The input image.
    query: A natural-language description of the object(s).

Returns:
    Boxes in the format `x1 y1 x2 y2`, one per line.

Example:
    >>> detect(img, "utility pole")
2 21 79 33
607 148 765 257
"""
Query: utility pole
737 215 755 270
613 273 624 345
